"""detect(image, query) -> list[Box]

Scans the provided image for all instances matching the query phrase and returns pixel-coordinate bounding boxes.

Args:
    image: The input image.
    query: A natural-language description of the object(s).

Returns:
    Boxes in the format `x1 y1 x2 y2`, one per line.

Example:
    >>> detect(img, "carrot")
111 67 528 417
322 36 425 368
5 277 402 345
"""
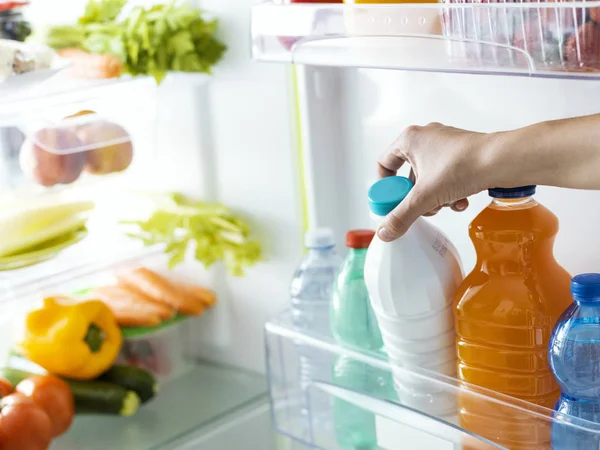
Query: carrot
117 268 205 316
177 282 217 308
57 48 122 79
89 285 172 327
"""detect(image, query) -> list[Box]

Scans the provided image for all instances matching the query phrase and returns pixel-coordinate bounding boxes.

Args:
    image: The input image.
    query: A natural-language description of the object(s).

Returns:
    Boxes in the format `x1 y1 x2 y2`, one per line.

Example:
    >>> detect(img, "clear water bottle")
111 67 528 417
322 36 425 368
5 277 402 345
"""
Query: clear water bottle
549 273 600 450
290 228 341 418
331 229 394 449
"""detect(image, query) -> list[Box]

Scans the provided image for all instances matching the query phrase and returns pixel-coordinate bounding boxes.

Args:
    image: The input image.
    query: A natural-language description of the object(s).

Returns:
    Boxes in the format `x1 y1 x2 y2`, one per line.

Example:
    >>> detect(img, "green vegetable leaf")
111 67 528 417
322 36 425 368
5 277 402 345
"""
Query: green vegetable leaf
121 193 262 276
80 0 127 24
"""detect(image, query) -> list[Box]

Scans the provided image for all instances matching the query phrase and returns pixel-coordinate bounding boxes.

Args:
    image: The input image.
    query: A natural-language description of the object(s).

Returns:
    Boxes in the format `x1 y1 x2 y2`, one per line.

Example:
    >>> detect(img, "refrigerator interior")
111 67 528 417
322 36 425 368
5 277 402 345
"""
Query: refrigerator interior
0 0 304 448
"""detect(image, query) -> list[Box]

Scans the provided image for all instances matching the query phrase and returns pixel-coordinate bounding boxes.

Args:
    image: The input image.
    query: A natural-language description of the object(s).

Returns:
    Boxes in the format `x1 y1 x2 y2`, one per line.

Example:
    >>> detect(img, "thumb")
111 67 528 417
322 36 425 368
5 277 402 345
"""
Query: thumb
377 188 436 242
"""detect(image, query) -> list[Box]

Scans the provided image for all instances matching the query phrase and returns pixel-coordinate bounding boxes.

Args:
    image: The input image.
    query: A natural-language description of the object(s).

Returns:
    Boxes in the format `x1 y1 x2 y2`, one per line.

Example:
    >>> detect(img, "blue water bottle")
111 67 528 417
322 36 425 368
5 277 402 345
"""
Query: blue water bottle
549 273 600 449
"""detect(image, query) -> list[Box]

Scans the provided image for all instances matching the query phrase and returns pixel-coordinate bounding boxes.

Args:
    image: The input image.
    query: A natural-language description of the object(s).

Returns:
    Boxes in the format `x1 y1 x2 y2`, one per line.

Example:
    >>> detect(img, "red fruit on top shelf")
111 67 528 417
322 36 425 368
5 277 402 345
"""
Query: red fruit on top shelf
591 8 600 23
565 22 600 71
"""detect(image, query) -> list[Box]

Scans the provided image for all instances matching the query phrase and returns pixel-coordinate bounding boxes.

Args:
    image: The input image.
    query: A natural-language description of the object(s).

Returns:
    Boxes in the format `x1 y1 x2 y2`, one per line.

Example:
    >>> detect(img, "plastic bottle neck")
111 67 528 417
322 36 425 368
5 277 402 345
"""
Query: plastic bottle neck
491 195 536 208
307 245 335 256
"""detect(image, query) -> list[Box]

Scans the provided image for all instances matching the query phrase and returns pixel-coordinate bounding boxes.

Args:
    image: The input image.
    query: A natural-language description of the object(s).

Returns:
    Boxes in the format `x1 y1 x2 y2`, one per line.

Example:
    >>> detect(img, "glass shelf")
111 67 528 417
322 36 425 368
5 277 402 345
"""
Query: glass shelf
266 310 600 450
252 1 600 80
53 361 267 450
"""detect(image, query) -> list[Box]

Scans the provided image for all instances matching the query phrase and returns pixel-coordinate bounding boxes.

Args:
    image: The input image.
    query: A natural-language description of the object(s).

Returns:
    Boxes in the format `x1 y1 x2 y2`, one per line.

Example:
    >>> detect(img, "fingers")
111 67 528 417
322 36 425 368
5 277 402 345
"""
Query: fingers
378 126 421 178
377 187 437 242
451 198 469 212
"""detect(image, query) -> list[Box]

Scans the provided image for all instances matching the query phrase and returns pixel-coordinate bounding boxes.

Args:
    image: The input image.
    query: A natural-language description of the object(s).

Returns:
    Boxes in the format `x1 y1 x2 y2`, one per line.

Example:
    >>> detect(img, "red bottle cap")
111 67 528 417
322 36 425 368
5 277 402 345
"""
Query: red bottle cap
346 229 375 249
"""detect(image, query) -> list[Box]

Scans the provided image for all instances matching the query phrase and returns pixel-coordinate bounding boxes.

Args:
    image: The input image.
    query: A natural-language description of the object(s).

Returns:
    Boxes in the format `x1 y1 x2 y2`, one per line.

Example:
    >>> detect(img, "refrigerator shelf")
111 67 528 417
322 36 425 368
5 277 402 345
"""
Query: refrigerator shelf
266 310 600 450
252 1 600 80
53 361 266 450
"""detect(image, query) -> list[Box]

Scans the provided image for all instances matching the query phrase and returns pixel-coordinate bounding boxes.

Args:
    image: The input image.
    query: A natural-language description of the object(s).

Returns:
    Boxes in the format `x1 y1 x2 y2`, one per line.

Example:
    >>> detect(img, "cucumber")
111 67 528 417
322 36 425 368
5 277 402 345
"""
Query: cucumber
0 367 140 416
67 380 140 416
98 365 158 403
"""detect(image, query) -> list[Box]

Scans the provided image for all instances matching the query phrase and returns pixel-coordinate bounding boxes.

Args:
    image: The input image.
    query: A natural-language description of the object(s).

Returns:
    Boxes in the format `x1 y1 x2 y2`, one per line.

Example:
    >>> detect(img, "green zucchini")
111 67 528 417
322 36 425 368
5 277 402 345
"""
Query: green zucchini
0 367 140 416
98 365 158 403
67 380 140 416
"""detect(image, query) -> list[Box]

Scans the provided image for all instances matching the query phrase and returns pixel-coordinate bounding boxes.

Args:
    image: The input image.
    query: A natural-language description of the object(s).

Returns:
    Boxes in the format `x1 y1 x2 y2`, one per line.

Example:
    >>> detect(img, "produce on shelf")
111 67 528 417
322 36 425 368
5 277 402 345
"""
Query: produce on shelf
117 268 211 316
566 22 600 70
98 364 158 404
0 367 142 417
15 375 74 437
39 0 227 83
124 192 262 275
20 127 86 187
16 298 123 380
0 392 52 450
57 48 122 79
0 199 93 269
0 2 32 42
65 378 139 416
0 377 12 397
91 285 175 327
75 120 134 174
90 267 215 327
21 114 134 187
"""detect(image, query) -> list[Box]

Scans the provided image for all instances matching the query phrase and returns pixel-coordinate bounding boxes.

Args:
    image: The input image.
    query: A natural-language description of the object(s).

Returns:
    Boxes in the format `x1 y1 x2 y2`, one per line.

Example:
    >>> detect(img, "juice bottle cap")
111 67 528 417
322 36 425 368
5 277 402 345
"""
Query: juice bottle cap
305 228 335 249
368 176 414 216
346 229 375 249
571 273 600 301
488 186 536 198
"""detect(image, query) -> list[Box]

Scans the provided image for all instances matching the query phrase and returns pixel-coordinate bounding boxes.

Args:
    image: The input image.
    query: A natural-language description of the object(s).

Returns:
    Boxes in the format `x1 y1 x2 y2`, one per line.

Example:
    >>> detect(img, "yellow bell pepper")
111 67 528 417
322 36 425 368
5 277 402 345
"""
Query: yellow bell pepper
17 297 123 380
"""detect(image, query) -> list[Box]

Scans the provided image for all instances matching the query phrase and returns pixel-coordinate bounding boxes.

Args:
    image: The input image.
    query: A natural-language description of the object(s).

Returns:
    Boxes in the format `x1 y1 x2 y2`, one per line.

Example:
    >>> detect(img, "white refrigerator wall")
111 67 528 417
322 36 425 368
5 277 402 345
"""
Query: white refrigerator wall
25 0 305 374
299 66 600 277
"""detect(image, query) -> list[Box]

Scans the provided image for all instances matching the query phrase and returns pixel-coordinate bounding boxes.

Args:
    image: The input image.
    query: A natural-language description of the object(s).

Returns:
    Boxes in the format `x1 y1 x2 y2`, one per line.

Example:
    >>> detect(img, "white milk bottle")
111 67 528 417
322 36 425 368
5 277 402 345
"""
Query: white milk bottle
364 176 463 416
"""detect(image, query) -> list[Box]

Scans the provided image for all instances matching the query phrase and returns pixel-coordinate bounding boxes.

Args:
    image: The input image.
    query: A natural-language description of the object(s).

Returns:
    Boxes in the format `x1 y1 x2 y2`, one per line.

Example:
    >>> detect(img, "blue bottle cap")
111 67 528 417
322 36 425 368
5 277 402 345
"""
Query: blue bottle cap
571 273 600 302
488 186 536 199
368 176 414 216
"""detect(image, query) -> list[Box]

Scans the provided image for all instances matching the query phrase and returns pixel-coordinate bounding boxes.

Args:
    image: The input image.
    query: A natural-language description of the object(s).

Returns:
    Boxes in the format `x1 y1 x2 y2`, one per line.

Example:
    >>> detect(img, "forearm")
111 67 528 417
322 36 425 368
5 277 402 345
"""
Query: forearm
485 114 600 190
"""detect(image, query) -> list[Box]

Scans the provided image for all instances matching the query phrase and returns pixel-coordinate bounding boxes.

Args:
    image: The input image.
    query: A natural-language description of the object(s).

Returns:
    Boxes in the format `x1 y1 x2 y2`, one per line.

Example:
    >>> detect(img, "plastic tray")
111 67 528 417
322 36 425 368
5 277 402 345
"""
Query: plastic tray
265 310 600 450
252 1 600 79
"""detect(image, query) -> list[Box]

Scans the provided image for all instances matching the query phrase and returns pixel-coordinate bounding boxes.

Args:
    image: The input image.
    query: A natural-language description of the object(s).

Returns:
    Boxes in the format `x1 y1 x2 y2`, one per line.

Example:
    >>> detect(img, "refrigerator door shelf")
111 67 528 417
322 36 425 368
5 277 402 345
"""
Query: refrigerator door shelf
265 310 600 450
252 1 600 80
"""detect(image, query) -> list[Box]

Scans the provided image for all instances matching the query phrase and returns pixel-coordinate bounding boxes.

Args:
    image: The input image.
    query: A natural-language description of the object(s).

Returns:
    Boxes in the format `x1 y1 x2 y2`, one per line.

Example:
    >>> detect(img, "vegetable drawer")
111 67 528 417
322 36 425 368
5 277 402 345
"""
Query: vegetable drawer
265 310 600 450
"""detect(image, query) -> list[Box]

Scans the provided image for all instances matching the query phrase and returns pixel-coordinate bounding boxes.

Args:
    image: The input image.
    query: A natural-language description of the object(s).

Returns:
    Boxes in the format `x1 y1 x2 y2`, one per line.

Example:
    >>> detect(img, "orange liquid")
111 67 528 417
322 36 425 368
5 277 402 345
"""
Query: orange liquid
455 196 571 449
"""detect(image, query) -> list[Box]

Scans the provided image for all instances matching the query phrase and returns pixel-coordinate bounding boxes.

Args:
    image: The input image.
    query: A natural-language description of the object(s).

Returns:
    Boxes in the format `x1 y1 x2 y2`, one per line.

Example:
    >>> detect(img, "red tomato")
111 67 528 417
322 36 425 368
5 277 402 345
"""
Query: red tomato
16 376 74 437
0 393 52 450
0 379 13 398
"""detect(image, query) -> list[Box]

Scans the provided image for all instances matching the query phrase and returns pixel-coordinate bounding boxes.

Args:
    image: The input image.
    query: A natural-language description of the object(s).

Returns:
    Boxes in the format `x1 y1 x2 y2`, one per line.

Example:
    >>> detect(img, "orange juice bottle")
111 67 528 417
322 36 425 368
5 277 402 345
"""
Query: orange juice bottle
455 186 572 450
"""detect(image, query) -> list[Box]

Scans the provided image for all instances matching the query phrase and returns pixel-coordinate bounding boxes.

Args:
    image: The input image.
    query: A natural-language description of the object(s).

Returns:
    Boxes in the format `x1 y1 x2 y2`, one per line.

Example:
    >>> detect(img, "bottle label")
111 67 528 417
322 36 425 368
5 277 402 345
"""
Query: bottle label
432 234 449 258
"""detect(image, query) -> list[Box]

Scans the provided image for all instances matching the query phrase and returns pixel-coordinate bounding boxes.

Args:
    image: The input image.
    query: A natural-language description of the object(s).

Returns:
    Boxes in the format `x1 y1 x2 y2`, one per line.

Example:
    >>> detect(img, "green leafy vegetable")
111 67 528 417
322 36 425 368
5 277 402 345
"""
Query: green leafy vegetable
123 193 262 276
40 0 226 83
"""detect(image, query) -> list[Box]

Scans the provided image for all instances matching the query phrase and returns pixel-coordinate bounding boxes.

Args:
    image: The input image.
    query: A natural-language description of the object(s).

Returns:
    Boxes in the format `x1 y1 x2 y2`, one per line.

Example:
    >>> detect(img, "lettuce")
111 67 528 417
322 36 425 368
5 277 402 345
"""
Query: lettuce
43 0 226 83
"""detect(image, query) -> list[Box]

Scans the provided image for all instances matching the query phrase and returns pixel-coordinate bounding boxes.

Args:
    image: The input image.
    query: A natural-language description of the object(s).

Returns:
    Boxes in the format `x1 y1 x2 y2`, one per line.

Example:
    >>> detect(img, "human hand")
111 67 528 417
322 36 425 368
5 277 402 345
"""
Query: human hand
377 122 498 242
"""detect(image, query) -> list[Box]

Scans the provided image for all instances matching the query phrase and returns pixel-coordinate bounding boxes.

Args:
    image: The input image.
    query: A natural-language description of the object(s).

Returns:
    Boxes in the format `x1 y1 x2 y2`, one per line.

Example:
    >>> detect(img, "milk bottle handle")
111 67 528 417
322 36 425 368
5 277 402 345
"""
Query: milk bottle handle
311 382 504 449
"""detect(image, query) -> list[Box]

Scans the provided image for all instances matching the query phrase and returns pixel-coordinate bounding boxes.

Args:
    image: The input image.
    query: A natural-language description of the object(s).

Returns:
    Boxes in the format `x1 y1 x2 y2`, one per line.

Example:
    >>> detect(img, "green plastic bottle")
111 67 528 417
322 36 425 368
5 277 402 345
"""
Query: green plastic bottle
330 229 393 449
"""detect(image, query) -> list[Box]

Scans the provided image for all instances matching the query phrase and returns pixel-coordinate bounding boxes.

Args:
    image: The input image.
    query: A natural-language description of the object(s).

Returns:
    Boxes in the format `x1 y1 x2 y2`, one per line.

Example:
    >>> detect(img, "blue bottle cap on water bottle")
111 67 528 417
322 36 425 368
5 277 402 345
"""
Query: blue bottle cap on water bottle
571 273 600 302
488 186 536 198
368 176 414 216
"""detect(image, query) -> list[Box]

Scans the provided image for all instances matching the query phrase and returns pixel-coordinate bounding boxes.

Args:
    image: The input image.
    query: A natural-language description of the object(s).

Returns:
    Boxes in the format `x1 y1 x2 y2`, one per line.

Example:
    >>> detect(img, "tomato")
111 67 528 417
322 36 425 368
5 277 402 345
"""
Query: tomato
0 379 13 398
0 393 52 450
16 376 74 438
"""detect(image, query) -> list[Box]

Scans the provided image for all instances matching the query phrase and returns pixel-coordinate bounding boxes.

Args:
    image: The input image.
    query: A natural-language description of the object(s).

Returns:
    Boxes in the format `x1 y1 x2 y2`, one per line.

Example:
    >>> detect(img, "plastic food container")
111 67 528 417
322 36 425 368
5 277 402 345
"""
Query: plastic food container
442 0 600 72
117 318 192 382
